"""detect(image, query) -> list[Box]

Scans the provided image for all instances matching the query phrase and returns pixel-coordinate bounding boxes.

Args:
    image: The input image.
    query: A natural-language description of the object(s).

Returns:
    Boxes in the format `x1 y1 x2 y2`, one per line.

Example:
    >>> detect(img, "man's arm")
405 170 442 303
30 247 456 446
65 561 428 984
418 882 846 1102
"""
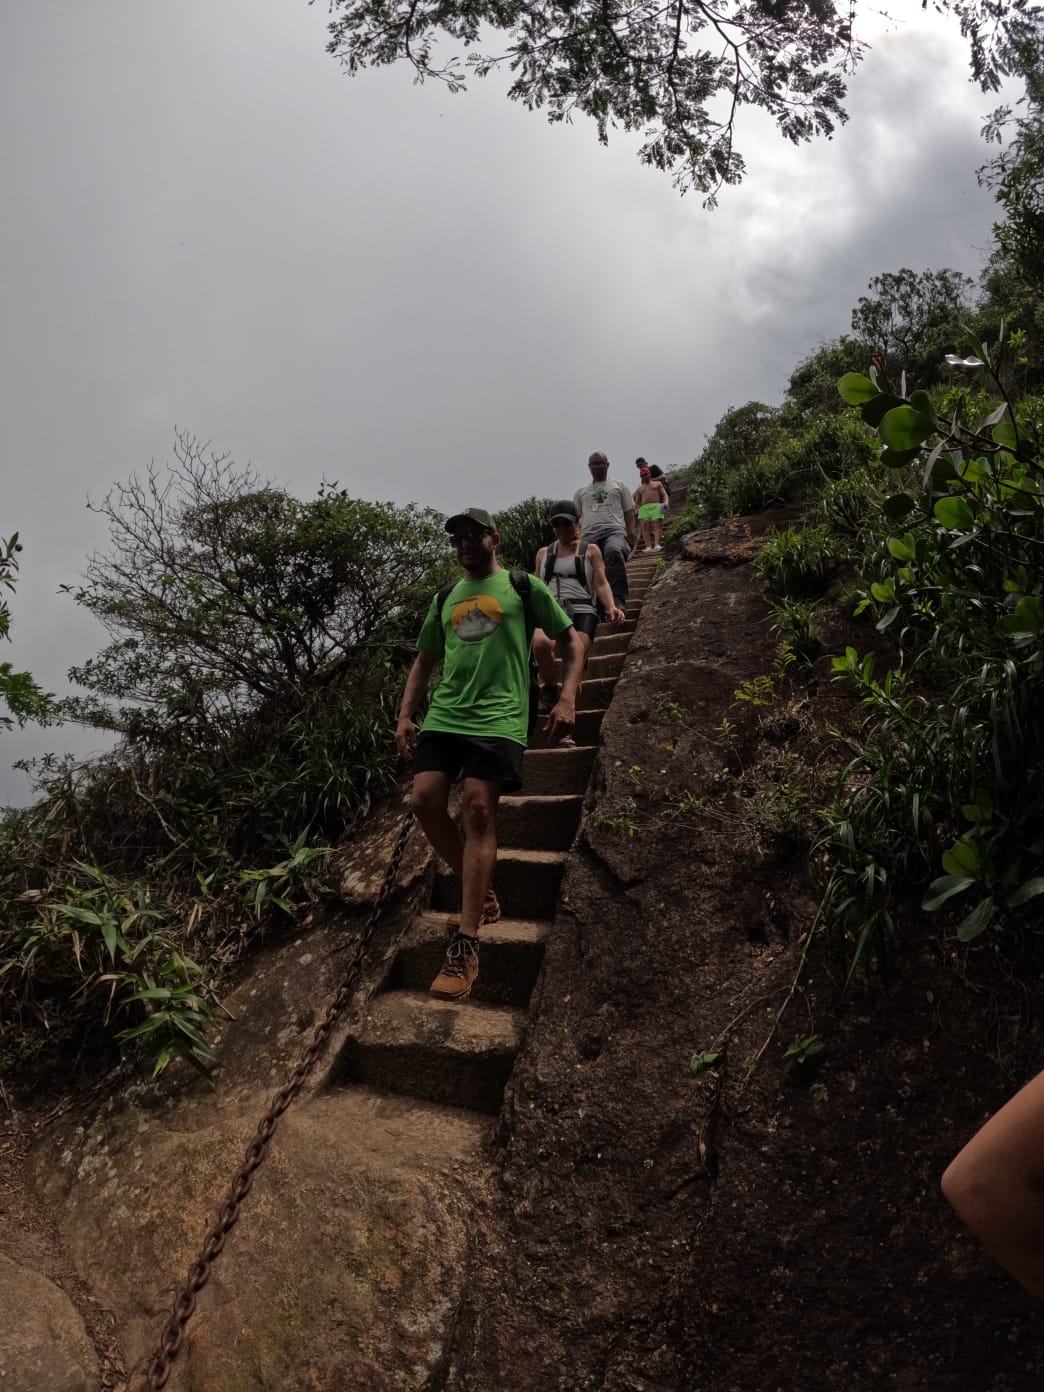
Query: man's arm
544 626 583 744
623 507 636 550
395 650 438 758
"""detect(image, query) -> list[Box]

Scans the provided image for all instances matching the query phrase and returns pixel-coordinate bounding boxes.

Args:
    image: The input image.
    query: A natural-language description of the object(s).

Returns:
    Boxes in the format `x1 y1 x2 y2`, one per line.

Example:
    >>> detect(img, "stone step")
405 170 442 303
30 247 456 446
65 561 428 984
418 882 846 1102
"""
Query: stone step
624 604 642 620
521 744 596 794
387 915 550 1007
433 850 565 921
497 793 583 850
584 650 625 680
576 676 616 710
596 618 637 638
330 992 526 1114
628 586 651 603
542 649 625 686
591 632 632 656
527 707 604 751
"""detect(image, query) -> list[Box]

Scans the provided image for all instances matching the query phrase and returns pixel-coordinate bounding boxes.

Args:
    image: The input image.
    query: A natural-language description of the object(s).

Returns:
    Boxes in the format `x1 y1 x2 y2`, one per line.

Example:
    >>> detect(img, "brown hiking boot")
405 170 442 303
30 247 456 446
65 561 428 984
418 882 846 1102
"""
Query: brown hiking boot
446 887 500 934
430 931 480 1001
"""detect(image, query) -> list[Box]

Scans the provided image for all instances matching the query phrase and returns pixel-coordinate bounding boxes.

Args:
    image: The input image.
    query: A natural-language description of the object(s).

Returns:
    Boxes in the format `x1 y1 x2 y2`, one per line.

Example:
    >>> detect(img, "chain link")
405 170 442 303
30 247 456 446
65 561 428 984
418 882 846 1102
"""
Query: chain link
145 809 415 1390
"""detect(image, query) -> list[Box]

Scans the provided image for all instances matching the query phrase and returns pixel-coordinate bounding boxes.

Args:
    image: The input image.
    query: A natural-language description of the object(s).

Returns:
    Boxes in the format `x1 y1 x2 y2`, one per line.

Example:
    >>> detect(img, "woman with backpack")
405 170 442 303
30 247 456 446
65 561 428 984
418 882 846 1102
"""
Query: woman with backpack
531 499 626 723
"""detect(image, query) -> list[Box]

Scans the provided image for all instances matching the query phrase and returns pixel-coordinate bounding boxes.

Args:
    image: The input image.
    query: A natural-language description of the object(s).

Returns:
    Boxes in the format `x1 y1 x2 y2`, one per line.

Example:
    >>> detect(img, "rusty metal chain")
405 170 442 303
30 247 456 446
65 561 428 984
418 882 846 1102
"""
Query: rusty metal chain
145 808 415 1391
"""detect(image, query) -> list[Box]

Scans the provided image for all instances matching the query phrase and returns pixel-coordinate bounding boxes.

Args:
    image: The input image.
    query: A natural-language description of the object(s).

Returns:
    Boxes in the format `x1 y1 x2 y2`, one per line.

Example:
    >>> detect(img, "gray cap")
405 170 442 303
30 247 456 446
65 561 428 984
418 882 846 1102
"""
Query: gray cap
444 506 496 533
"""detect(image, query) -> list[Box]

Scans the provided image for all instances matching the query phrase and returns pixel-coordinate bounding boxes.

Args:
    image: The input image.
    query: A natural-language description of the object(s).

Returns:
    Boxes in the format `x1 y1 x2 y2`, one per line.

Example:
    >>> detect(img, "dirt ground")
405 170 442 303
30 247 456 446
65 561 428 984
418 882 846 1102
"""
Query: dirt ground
5 512 1044 1390
442 518 1044 1391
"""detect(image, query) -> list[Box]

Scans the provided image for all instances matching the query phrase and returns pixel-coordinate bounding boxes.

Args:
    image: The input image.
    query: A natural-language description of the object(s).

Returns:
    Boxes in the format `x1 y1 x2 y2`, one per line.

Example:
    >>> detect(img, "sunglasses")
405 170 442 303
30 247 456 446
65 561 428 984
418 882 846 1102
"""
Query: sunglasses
450 529 491 545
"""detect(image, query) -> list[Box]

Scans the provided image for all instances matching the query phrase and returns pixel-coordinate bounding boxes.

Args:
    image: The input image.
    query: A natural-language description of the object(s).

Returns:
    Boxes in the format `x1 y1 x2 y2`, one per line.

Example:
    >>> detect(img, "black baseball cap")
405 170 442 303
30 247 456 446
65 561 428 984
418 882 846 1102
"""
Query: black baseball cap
548 500 579 522
444 507 496 534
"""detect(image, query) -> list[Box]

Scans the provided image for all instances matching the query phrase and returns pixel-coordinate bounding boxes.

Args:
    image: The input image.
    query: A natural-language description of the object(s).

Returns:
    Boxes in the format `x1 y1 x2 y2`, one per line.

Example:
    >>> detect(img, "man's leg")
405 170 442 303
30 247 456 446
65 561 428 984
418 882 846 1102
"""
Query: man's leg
457 777 501 937
598 530 631 608
429 775 502 1001
411 770 463 878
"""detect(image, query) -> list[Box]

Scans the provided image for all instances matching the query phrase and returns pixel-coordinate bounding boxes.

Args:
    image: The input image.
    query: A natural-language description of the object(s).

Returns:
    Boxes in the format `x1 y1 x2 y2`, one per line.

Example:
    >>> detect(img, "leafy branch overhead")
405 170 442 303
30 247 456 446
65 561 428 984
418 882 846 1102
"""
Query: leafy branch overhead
322 0 1042 197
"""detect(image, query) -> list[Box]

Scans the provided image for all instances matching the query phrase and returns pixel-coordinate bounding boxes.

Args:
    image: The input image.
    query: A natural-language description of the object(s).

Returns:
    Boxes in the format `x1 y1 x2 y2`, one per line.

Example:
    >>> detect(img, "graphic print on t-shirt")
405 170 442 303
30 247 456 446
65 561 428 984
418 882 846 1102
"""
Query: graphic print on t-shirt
450 593 503 643
590 484 609 511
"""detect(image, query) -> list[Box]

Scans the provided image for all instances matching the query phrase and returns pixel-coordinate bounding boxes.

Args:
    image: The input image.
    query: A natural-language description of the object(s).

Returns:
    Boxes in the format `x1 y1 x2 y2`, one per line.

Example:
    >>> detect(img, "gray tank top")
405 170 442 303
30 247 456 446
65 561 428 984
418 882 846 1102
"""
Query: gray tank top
547 547 596 616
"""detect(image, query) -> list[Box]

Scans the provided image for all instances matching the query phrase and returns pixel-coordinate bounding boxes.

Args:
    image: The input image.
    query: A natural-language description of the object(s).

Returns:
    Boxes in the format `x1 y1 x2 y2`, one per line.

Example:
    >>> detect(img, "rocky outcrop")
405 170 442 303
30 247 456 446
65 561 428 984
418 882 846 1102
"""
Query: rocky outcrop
0 1254 98 1391
26 843 459 1389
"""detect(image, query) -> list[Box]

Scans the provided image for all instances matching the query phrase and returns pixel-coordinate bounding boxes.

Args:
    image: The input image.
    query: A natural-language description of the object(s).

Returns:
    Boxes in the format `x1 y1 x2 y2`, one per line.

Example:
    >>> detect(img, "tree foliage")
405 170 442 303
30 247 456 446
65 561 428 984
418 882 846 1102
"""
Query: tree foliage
0 438 456 1082
849 268 977 389
63 432 452 745
783 336 870 424
0 533 54 733
494 495 555 571
978 22 1044 389
323 0 1040 198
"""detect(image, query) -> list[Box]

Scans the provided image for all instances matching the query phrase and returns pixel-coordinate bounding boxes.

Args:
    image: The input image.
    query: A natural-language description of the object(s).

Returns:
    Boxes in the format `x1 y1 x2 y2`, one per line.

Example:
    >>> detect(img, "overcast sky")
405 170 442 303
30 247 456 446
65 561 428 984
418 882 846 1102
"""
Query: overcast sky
1 1 1011 803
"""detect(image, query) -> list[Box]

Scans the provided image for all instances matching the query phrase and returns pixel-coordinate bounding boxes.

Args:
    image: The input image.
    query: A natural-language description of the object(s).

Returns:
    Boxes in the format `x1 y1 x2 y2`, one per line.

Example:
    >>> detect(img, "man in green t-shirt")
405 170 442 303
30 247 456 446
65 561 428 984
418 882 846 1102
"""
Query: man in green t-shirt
396 506 582 1001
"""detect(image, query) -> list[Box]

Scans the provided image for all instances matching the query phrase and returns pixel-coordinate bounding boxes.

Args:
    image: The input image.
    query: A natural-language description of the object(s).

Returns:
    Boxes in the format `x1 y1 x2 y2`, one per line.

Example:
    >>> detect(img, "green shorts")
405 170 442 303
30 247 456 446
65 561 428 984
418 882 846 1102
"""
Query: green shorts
637 502 664 522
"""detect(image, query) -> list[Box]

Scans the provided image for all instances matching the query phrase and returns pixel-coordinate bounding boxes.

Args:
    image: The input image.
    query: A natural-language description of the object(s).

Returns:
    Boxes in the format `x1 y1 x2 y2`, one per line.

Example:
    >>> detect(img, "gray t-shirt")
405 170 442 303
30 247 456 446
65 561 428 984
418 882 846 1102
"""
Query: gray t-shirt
573 479 634 537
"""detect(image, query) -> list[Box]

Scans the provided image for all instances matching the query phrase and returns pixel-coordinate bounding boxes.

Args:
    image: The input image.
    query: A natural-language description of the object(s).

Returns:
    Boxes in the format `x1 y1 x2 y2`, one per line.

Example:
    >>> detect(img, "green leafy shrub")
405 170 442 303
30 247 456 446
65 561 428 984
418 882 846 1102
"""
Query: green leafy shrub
753 525 840 596
4 861 216 1077
817 326 1044 972
768 598 823 669
815 467 886 542
675 401 783 527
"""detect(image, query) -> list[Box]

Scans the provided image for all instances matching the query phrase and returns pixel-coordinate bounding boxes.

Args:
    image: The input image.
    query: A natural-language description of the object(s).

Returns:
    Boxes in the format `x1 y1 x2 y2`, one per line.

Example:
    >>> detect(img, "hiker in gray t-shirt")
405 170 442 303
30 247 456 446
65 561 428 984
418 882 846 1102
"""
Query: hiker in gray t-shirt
573 451 636 609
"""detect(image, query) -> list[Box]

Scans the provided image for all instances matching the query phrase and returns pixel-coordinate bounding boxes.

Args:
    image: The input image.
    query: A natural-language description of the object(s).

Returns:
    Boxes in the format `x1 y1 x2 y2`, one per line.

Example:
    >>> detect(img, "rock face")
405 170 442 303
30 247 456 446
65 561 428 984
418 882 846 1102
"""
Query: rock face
26 863 488 1390
0 1254 98 1392
333 796 433 907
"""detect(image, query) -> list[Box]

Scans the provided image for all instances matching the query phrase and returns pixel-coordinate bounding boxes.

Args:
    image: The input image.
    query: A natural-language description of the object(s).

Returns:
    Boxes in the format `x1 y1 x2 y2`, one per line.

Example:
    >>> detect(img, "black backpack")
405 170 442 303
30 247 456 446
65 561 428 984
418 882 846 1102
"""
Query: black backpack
434 570 539 733
541 539 589 589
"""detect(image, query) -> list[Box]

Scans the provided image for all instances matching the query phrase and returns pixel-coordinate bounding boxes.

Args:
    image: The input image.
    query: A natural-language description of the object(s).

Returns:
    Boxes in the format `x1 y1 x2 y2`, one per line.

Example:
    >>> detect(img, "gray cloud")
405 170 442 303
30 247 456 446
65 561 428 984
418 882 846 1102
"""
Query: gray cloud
0 0 1008 801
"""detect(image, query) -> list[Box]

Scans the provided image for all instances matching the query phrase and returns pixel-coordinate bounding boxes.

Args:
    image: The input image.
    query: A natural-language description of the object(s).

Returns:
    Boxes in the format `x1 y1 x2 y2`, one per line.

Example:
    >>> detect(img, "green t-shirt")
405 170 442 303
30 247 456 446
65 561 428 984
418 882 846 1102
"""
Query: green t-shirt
417 569 573 747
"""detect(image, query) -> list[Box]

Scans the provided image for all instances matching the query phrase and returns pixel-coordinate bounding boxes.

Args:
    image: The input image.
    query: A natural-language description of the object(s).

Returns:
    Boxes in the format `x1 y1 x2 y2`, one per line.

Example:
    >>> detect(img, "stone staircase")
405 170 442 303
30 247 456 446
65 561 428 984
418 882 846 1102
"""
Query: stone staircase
328 551 660 1115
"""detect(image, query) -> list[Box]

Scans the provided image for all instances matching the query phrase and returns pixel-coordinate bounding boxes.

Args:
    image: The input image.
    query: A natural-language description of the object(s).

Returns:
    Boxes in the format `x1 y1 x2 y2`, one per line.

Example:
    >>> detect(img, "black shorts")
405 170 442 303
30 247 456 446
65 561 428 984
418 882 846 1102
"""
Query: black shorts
570 612 598 641
412 731 525 793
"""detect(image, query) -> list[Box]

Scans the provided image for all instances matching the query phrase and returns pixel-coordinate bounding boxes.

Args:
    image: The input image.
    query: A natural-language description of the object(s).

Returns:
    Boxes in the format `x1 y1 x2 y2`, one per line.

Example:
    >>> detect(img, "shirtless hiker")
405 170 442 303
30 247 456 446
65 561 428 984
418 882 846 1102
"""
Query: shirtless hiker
633 466 669 551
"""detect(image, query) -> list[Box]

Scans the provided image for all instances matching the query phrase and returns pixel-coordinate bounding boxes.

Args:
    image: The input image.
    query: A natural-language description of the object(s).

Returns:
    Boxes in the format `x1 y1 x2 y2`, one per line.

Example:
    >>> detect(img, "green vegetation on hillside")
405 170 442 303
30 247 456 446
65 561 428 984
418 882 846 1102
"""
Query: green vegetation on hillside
0 438 455 1080
671 43 1044 978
